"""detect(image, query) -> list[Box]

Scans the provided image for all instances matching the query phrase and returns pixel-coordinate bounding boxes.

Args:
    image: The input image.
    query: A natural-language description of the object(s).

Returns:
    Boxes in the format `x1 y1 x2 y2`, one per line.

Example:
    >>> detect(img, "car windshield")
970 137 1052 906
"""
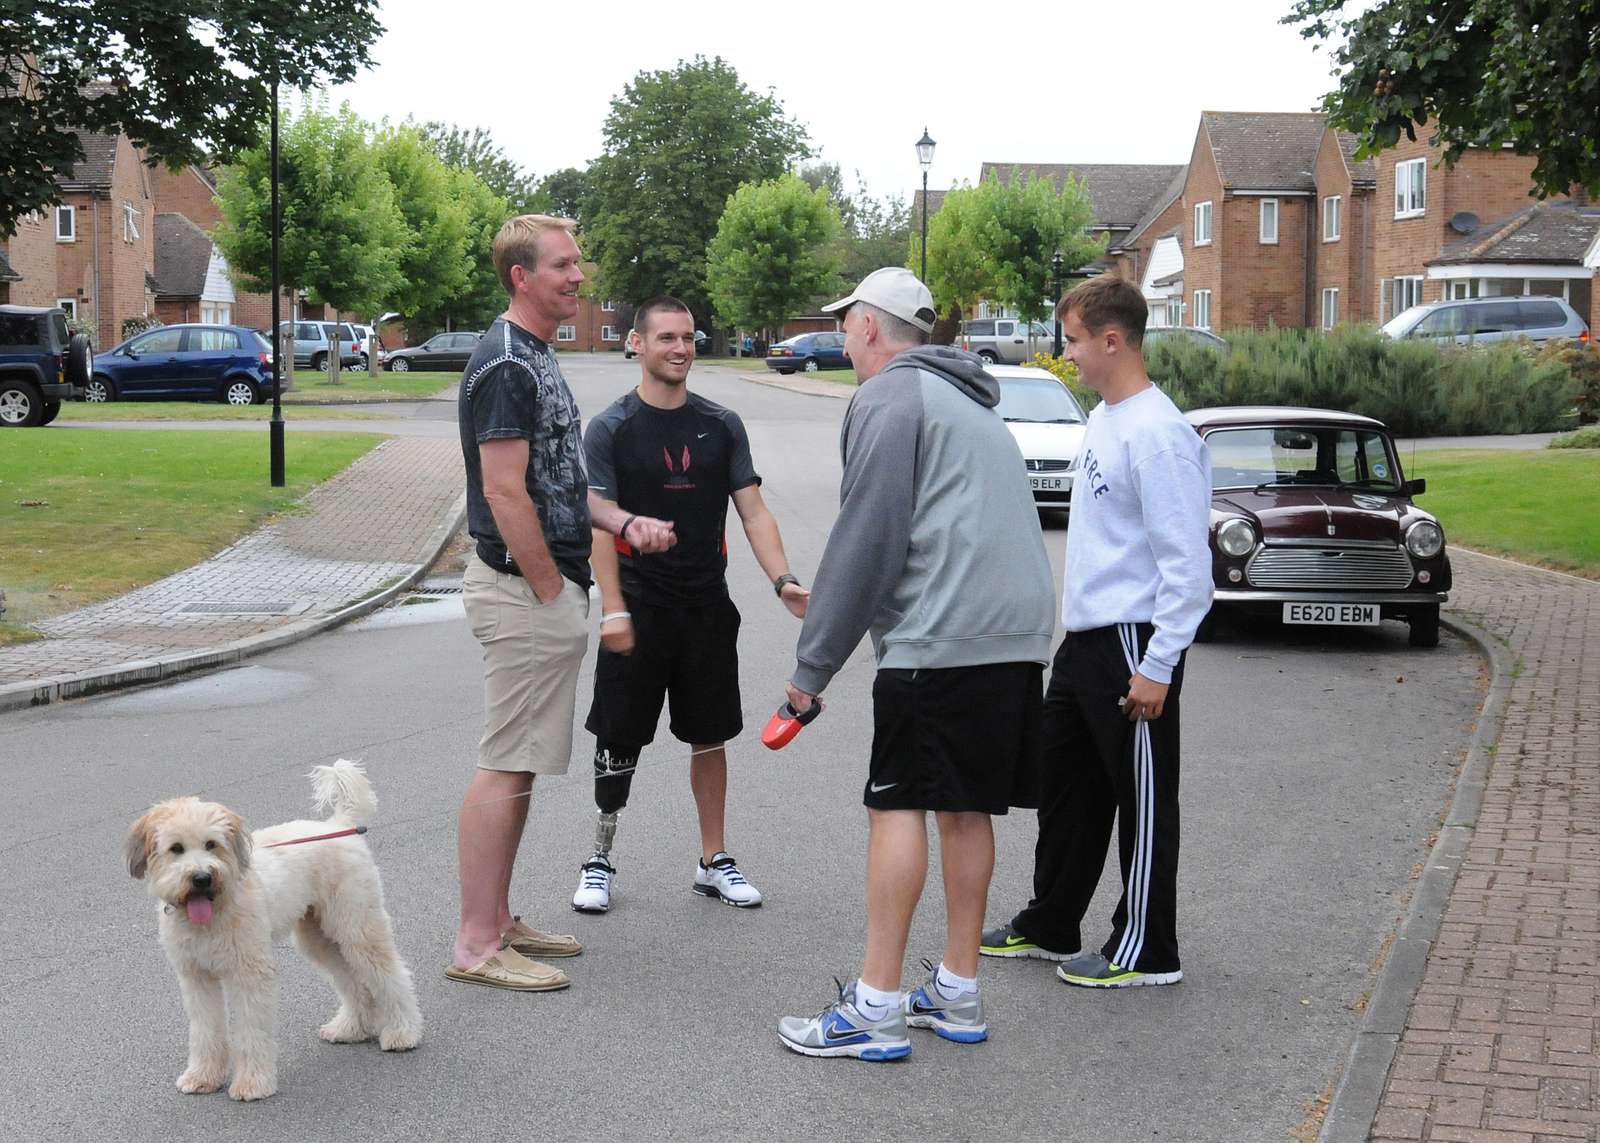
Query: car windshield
995 377 1087 424
1380 305 1431 338
1205 426 1401 492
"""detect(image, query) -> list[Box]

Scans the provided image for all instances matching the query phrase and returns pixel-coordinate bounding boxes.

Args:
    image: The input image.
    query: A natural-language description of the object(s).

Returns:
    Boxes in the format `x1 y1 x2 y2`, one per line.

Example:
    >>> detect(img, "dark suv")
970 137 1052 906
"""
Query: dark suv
0 305 91 427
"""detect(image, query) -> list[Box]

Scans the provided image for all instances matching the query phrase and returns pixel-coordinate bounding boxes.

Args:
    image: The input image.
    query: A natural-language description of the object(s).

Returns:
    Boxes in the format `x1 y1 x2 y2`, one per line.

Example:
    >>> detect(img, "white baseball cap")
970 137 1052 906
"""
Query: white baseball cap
821 267 937 332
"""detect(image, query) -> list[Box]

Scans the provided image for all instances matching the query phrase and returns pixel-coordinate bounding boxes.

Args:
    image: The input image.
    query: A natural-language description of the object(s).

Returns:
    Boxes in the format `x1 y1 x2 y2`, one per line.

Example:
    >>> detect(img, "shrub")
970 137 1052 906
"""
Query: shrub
1535 341 1600 424
1029 351 1098 410
1549 424 1600 448
121 314 163 339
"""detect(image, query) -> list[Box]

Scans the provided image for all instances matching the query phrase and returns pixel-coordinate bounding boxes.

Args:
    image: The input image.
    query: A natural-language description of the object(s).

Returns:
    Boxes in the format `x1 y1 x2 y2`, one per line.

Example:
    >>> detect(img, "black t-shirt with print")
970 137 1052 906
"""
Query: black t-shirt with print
585 390 760 606
458 317 592 587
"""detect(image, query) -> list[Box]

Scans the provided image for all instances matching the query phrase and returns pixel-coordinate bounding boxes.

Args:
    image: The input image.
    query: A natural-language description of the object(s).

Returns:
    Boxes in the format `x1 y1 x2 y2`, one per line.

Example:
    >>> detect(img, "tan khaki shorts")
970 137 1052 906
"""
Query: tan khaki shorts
463 555 591 774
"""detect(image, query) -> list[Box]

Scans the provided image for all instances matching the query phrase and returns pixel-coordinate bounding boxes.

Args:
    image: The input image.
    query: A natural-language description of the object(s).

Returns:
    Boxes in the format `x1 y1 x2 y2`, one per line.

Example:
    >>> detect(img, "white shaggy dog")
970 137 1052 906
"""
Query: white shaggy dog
126 760 422 1101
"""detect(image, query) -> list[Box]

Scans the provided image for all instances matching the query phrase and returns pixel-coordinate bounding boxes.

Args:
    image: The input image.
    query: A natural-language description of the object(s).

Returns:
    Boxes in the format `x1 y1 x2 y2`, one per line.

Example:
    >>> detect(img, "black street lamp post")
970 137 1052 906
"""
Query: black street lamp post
269 75 285 487
1051 251 1065 357
916 128 935 282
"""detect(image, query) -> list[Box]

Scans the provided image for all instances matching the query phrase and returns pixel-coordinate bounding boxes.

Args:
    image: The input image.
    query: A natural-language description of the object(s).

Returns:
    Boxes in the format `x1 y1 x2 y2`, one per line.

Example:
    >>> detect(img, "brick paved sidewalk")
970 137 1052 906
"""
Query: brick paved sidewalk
0 436 464 709
1369 550 1599 1142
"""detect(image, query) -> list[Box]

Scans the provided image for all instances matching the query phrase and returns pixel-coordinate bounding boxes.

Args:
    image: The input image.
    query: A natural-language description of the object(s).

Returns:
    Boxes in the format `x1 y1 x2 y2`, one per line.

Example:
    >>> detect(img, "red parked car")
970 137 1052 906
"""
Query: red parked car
1186 406 1451 647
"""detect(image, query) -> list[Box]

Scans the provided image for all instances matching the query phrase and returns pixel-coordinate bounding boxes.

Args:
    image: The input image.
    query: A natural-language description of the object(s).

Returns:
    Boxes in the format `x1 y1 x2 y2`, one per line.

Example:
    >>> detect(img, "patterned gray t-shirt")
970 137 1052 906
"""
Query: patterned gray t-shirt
458 317 591 586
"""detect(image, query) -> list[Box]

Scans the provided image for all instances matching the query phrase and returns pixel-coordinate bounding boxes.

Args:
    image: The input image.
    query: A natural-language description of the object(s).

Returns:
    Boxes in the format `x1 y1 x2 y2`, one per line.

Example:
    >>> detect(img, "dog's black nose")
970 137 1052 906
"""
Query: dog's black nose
192 872 213 890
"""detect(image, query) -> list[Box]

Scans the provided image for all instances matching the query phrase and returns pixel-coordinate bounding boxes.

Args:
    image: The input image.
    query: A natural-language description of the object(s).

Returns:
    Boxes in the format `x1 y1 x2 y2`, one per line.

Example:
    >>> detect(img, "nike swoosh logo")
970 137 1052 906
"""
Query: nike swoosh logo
697 432 710 438
909 999 944 1016
823 1019 865 1043
1003 935 1029 947
868 781 897 793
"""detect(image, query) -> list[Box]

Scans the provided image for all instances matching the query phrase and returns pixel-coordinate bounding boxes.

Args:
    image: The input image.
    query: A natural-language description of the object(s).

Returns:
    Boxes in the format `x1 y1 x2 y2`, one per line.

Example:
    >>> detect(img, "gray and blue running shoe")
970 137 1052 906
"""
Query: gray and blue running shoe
777 979 911 1061
902 959 988 1043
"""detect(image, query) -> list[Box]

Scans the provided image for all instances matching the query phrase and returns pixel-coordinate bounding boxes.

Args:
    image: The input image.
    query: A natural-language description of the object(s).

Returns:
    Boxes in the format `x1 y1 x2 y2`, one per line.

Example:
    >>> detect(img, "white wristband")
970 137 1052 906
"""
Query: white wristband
601 611 631 625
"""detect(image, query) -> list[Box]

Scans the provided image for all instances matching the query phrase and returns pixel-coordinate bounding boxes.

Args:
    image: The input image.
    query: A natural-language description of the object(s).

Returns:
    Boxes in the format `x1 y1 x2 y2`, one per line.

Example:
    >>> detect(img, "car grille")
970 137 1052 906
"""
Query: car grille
1246 542 1414 590
1026 458 1071 473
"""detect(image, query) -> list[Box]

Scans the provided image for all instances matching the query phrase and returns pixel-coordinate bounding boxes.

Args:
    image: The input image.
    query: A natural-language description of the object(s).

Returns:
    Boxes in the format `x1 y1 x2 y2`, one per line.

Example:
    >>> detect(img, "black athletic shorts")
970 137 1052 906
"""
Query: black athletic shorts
585 595 743 749
865 661 1044 814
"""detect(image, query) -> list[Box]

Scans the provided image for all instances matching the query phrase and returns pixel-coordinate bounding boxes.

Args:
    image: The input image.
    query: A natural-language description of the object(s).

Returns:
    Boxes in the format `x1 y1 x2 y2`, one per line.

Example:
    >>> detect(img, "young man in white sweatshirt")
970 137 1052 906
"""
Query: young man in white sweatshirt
981 275 1212 988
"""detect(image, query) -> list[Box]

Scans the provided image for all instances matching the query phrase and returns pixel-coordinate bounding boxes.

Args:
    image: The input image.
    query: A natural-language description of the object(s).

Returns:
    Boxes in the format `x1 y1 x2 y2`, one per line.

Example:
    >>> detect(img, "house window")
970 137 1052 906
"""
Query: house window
122 201 141 242
1194 201 1213 245
600 325 620 341
1193 289 1213 330
1323 195 1342 241
200 303 233 324
1165 296 1183 328
1393 276 1424 314
1321 288 1339 331
1394 158 1426 218
601 300 616 312
556 325 576 342
1259 198 1279 244
56 298 77 318
55 205 76 242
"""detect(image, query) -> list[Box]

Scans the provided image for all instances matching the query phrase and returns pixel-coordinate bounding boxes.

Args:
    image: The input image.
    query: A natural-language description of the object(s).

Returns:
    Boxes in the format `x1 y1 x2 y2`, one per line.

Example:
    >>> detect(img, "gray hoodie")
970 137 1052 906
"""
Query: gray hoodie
791 345 1056 696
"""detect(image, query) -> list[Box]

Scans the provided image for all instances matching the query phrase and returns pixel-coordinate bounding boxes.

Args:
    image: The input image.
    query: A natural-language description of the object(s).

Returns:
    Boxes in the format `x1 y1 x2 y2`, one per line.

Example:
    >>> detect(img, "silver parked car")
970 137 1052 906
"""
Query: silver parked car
279 321 362 370
960 318 1056 364
1380 295 1590 347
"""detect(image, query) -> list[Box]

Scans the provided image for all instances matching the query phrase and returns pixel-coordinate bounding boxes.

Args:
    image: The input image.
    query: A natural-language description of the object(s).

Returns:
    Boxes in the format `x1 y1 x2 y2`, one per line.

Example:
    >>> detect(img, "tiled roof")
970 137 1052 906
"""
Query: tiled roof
1335 131 1377 185
1430 203 1600 266
154 213 213 297
1201 111 1328 190
1116 166 1190 251
911 188 947 220
56 131 119 191
980 162 1188 230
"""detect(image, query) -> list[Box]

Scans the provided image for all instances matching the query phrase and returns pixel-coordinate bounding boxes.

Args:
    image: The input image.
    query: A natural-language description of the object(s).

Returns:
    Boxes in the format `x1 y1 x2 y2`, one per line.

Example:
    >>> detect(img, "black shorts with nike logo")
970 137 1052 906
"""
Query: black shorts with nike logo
865 662 1044 814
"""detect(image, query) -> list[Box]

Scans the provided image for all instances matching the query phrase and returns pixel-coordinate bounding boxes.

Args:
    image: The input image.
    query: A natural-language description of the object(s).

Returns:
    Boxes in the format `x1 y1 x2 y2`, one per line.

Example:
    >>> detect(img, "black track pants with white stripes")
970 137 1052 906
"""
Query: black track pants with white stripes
1010 624 1184 973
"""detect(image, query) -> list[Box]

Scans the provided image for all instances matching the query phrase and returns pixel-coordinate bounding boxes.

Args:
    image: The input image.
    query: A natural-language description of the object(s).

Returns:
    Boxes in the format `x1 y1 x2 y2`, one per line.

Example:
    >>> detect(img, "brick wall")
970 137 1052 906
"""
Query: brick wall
1118 195 1187 291
1313 130 1357 327
1181 124 1224 330
2 211 59 306
1218 192 1311 329
55 136 157 348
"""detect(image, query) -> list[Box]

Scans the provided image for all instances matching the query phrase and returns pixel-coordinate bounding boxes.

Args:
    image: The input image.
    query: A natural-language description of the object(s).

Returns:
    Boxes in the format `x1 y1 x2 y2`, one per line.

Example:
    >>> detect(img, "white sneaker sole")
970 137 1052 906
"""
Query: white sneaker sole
776 1032 911 1060
1056 966 1183 988
979 944 1079 962
691 883 762 908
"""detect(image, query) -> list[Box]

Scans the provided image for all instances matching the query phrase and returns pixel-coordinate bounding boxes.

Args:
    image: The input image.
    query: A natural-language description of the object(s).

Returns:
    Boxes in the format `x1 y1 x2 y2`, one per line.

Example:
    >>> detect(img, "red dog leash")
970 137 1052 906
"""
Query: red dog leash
264 825 367 848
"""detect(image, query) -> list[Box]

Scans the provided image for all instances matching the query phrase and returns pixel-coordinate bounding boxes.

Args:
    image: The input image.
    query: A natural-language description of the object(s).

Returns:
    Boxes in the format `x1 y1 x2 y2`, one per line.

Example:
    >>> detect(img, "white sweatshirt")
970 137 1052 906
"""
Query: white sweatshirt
1062 384 1213 684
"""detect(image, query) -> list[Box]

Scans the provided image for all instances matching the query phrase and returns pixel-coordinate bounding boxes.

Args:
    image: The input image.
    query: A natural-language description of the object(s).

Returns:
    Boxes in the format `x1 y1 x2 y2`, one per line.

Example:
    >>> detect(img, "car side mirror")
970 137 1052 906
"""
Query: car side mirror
1404 478 1426 496
123 348 138 358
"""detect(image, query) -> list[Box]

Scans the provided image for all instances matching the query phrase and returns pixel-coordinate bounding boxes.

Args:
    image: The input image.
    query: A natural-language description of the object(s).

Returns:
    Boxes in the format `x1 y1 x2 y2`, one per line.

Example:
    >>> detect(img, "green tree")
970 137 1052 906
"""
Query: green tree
1286 0 1600 197
802 161 911 287
0 1 381 237
529 167 590 225
978 172 1103 323
214 100 407 316
584 56 809 323
410 168 511 335
373 125 472 321
419 120 540 211
916 183 994 324
706 174 842 339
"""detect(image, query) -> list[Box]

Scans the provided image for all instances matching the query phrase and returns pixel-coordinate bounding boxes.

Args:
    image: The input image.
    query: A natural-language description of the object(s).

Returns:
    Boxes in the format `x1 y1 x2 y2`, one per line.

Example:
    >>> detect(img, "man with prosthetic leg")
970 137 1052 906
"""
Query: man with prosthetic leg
572 296 809 914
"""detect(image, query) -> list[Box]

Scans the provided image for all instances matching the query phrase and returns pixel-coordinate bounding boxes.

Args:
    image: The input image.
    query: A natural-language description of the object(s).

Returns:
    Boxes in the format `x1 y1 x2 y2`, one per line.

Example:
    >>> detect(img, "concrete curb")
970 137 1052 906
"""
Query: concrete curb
1316 612 1514 1143
739 371 853 400
0 493 466 715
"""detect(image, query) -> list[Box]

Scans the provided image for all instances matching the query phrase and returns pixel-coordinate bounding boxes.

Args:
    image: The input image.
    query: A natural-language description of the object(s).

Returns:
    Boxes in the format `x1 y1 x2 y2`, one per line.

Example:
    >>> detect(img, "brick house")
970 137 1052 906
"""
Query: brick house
552 272 625 352
49 131 157 349
1424 201 1600 332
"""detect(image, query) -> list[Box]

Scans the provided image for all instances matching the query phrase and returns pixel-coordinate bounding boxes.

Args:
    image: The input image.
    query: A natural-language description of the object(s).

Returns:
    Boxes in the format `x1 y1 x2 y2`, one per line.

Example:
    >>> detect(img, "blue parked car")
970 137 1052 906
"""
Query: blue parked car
88 324 275 405
765 331 849 374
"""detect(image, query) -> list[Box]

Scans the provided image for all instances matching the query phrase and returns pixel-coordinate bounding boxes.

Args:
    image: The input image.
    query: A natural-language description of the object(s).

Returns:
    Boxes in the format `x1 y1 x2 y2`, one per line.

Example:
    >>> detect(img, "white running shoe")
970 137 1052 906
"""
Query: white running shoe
572 855 614 913
692 852 763 907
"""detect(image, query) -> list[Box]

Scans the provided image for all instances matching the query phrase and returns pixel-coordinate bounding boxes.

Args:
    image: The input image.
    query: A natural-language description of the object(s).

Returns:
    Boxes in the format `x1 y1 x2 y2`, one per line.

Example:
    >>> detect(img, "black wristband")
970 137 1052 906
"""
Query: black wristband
773 572 800 597
621 514 637 542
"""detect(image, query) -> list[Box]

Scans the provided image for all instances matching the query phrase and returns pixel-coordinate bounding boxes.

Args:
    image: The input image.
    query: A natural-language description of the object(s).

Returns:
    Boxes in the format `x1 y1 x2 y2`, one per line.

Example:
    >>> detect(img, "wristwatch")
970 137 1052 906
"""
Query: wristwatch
773 573 801 597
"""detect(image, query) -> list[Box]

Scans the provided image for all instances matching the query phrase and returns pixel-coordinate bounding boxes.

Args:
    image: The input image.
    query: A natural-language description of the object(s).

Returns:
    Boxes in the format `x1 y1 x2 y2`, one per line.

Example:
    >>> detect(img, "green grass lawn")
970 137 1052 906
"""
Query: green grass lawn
58 402 392 422
0 428 383 642
282 370 457 402
762 367 858 385
1405 448 1600 577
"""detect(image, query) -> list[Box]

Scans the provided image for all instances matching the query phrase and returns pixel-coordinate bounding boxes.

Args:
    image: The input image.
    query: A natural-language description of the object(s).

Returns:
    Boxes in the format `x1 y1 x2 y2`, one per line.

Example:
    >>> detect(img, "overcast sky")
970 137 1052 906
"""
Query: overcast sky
332 0 1347 205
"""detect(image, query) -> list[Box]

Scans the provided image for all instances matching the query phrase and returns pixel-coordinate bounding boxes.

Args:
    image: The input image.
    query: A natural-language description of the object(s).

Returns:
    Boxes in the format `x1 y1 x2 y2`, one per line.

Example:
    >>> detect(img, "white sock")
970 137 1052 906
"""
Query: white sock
935 963 978 1000
852 979 899 1020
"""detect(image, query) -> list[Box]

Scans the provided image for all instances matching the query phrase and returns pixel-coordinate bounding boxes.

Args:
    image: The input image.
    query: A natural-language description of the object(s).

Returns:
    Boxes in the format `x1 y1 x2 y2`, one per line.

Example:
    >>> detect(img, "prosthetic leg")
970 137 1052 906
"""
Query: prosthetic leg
572 744 638 914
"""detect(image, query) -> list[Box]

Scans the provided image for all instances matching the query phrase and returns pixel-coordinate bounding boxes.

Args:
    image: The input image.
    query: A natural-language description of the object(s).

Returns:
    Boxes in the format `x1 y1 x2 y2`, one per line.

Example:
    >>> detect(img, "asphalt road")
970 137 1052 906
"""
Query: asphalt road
0 355 1485 1142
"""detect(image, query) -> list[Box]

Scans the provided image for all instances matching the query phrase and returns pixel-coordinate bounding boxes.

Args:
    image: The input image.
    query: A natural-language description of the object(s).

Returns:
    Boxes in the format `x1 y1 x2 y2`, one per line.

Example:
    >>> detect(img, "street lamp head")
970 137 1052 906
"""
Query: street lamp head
916 128 936 171
1052 251 1064 275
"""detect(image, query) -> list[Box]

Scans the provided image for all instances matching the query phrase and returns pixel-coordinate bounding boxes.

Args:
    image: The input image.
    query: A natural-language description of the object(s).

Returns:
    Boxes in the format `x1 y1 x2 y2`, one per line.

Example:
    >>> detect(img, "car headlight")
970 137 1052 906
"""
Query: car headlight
1216 518 1256 558
1405 520 1444 559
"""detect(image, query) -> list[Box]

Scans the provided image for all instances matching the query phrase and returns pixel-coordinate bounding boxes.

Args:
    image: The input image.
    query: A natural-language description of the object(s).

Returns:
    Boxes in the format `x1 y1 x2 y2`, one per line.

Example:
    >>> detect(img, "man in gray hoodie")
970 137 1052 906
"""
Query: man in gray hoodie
776 268 1057 1061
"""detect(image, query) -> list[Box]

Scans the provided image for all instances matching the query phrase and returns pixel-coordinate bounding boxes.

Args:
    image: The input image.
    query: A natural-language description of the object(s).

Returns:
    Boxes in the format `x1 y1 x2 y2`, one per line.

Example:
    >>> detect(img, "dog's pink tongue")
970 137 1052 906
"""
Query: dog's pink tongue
185 898 214 925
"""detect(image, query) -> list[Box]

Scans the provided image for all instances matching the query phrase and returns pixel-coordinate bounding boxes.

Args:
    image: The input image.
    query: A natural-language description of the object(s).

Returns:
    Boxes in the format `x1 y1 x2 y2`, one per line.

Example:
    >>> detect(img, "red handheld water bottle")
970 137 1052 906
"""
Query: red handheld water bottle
762 699 822 750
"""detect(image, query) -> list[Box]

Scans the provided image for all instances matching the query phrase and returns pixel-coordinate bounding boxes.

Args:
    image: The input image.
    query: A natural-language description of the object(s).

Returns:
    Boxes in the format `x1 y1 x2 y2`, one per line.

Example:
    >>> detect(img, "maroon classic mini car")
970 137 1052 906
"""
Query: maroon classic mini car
1186 407 1451 648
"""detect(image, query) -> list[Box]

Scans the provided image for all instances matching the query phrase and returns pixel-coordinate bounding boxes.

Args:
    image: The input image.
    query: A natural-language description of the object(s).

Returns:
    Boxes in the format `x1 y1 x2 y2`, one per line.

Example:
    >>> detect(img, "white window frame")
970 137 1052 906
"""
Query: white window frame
1323 195 1342 242
1321 288 1339 331
1393 276 1425 314
1259 198 1279 244
600 325 620 342
556 324 576 342
1395 159 1426 218
1164 296 1183 328
56 297 77 318
1194 201 1213 246
55 205 76 242
600 300 616 312
1193 289 1212 330
122 201 141 243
